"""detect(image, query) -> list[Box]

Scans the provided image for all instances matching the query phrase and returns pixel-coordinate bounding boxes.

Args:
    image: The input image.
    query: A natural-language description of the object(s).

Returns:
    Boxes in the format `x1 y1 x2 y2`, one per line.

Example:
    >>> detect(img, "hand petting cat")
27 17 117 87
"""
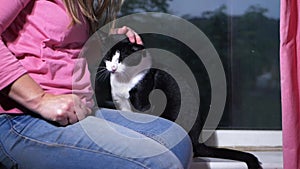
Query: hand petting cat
110 26 143 45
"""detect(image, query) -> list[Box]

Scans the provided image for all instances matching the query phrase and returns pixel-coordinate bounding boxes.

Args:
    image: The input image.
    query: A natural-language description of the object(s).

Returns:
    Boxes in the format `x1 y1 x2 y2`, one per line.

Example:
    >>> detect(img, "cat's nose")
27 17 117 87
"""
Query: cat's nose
111 65 117 72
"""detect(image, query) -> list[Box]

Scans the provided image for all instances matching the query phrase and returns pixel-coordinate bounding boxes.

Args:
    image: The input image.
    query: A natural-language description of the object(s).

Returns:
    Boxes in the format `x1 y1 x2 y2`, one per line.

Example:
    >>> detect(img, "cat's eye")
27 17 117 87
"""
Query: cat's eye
132 46 139 51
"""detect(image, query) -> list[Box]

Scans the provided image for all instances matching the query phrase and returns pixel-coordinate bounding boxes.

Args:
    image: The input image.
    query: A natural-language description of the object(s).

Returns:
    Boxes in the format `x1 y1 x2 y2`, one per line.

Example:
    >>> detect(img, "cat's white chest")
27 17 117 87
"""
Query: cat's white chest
110 78 131 99
110 73 146 111
111 73 145 97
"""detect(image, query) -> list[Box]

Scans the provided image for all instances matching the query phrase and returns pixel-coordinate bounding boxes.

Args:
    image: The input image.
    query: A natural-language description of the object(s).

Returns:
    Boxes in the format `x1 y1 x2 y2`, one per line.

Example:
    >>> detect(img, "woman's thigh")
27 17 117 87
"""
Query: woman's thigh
94 108 193 167
0 111 191 169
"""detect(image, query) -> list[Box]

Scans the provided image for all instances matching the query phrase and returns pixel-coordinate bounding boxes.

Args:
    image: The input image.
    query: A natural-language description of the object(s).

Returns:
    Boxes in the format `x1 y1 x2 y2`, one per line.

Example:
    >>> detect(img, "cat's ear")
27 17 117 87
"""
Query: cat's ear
115 50 121 55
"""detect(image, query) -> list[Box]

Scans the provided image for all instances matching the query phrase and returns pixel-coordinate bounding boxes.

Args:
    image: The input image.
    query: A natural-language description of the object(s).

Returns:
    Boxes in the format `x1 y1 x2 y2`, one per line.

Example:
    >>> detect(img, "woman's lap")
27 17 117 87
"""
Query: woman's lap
0 109 192 169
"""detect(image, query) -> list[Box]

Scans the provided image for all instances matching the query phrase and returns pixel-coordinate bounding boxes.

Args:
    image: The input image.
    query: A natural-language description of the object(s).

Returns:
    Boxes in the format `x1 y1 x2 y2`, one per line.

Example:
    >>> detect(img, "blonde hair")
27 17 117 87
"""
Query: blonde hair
63 0 122 33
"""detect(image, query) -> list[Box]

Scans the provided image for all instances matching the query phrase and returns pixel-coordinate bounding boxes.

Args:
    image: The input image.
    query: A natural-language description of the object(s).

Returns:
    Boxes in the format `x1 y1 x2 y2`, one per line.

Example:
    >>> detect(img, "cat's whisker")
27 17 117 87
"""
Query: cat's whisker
96 67 109 75
96 68 107 74
96 69 110 81
96 73 108 81
93 66 106 71
98 66 107 69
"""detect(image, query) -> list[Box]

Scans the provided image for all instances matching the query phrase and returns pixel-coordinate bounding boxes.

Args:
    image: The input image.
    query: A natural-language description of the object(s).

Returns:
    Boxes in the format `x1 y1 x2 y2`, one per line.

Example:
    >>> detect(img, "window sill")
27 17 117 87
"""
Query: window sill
191 151 283 169
191 130 283 169
203 130 282 147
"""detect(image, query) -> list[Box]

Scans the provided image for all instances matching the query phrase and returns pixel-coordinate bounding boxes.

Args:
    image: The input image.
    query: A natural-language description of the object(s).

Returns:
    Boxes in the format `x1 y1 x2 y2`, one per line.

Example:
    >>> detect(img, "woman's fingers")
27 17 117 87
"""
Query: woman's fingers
74 98 91 121
113 26 143 45
67 111 79 125
54 105 78 126
36 93 89 126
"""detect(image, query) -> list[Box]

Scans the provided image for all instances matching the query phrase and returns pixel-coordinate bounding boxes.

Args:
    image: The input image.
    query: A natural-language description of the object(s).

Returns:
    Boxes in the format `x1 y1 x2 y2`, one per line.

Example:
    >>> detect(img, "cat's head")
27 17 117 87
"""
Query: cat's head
103 36 146 74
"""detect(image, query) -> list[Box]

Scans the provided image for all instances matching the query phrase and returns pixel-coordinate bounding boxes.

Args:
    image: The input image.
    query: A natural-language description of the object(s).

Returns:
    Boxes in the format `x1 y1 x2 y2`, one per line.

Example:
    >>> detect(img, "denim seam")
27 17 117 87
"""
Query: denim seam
0 138 18 167
6 116 151 169
1 116 19 164
136 130 169 148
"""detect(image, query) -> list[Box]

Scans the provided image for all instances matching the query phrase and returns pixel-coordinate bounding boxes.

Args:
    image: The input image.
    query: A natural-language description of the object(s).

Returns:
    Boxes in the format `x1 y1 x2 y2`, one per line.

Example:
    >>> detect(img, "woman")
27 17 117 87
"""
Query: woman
0 0 193 169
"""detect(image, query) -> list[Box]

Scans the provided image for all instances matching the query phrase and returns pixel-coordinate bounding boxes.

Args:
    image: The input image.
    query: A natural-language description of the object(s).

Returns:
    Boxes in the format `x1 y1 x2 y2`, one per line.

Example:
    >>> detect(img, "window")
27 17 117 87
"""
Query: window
119 0 281 132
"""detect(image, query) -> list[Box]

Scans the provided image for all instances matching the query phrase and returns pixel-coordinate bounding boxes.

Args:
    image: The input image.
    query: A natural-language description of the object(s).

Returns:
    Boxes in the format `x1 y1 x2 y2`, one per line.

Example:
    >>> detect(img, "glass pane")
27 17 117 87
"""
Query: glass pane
119 0 281 130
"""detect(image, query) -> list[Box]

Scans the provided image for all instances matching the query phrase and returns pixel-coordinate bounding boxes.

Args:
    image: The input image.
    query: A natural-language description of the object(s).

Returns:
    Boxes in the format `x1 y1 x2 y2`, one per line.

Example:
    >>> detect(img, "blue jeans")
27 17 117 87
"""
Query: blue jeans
0 108 193 169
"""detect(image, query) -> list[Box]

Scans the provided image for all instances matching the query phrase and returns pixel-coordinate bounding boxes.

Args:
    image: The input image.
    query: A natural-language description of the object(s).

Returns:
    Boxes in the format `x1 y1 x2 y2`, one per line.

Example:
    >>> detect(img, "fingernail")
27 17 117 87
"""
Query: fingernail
130 38 135 43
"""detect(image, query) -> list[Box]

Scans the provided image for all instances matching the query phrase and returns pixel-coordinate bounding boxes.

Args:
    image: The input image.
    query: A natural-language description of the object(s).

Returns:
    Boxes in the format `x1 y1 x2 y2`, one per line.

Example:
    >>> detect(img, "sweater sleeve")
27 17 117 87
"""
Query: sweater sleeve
0 0 31 90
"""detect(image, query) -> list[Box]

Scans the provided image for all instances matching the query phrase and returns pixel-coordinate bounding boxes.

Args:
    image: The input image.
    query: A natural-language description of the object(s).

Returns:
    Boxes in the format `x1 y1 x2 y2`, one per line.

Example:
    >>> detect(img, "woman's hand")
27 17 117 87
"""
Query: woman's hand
35 93 91 126
6 74 91 126
110 26 143 45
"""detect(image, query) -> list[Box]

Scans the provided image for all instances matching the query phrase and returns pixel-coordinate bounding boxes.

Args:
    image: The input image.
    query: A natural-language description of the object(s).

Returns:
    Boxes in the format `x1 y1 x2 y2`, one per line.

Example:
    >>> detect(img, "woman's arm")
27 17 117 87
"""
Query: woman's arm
0 0 90 125
5 74 91 126
0 0 31 89
0 1 141 126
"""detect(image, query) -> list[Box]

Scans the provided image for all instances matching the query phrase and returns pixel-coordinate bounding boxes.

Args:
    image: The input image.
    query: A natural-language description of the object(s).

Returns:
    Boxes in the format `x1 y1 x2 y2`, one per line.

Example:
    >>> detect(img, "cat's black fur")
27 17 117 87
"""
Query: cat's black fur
95 35 262 169
128 68 181 121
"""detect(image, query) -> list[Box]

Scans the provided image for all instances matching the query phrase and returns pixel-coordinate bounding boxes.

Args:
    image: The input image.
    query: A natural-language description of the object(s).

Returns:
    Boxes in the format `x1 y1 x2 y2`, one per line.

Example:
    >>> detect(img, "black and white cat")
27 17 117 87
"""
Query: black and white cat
95 35 261 169
95 36 180 121
104 42 152 112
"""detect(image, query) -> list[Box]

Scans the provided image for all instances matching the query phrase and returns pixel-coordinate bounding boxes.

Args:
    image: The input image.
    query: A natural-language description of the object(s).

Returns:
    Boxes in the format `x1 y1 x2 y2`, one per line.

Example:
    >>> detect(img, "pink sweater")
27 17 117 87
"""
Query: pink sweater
0 0 94 113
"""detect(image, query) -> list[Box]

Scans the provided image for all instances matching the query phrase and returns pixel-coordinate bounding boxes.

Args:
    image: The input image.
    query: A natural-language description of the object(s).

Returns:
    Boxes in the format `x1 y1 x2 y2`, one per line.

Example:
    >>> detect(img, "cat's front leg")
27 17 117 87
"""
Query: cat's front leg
118 99 133 112
112 92 133 112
